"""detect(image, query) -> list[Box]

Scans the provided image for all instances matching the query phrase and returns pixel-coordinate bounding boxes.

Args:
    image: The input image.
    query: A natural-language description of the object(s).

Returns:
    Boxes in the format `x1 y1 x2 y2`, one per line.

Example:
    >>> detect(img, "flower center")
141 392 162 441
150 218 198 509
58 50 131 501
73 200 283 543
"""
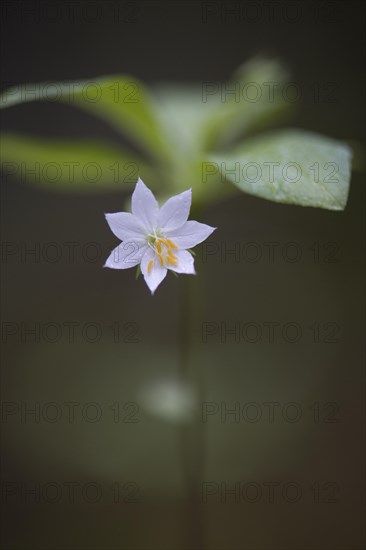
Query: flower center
147 235 179 272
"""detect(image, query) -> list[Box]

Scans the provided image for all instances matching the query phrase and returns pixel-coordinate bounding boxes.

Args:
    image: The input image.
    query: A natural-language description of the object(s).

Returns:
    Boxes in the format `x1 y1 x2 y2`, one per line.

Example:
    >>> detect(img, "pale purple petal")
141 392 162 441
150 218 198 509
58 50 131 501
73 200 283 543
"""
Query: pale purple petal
141 248 167 294
167 249 196 275
158 189 192 232
105 212 146 241
131 177 159 231
104 241 147 269
165 220 216 249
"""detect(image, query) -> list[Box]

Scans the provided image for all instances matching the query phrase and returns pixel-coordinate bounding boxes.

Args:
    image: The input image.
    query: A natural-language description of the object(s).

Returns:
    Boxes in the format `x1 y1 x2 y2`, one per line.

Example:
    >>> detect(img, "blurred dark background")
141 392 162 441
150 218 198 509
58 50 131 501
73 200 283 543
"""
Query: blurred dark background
1 1 365 549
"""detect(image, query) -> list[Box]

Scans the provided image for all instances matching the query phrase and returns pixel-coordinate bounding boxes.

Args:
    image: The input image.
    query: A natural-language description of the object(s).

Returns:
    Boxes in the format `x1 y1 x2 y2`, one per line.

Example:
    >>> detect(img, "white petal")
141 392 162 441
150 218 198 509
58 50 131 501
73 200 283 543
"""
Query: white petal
165 220 216 249
158 189 192 232
168 250 196 275
105 212 146 241
141 248 167 294
104 241 147 269
131 177 159 231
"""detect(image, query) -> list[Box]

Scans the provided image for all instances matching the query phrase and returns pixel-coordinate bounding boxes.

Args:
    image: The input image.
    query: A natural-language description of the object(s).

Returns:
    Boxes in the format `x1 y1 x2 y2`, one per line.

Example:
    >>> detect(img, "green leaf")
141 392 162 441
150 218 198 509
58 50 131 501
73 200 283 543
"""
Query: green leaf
201 57 293 151
0 133 153 191
208 129 352 210
149 86 237 201
153 85 218 154
0 76 170 162
150 85 222 195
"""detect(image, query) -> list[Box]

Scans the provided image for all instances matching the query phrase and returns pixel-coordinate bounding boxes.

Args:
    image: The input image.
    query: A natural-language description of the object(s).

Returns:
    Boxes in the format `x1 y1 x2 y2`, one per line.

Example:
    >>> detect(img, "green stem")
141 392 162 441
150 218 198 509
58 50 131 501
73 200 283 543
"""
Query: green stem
178 245 206 548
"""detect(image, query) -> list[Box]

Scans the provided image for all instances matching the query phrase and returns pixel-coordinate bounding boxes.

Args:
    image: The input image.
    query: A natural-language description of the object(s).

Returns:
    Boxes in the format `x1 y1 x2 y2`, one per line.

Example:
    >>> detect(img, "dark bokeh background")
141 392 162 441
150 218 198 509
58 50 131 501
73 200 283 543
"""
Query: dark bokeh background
1 1 365 549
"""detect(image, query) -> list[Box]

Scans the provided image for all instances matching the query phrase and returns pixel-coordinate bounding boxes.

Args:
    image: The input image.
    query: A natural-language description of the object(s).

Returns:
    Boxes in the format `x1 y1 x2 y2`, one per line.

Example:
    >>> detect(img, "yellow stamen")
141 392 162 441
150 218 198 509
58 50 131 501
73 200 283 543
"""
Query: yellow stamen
167 249 177 261
167 239 178 250
166 252 178 266
150 236 179 268
147 259 154 274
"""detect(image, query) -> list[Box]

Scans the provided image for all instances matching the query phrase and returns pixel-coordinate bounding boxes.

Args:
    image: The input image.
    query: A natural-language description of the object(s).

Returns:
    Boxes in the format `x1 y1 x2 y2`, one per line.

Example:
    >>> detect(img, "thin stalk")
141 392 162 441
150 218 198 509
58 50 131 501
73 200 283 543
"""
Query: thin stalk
178 241 206 549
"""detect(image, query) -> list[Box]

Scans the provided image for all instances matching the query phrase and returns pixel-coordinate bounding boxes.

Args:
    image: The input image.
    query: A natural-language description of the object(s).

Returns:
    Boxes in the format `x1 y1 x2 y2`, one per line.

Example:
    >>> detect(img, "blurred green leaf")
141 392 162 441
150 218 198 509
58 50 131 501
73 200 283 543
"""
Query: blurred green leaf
0 133 153 191
0 60 354 210
209 129 352 210
202 57 293 151
153 85 218 155
150 86 222 196
0 76 170 162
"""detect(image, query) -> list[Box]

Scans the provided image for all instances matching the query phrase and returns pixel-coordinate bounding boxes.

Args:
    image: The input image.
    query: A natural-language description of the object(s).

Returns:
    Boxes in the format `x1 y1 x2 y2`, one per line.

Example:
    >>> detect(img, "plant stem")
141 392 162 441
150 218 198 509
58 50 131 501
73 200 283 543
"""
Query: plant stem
179 265 206 549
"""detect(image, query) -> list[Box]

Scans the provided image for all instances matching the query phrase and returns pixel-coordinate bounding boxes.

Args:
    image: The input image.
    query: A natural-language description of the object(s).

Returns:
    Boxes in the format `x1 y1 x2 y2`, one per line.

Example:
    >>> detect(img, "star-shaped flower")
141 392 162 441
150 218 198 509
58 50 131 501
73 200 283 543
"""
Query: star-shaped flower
104 178 216 294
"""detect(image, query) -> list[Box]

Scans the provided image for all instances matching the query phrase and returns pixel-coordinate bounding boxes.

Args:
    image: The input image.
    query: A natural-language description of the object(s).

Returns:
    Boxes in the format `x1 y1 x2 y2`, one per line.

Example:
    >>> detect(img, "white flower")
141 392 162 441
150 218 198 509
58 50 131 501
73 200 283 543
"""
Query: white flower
104 177 216 294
